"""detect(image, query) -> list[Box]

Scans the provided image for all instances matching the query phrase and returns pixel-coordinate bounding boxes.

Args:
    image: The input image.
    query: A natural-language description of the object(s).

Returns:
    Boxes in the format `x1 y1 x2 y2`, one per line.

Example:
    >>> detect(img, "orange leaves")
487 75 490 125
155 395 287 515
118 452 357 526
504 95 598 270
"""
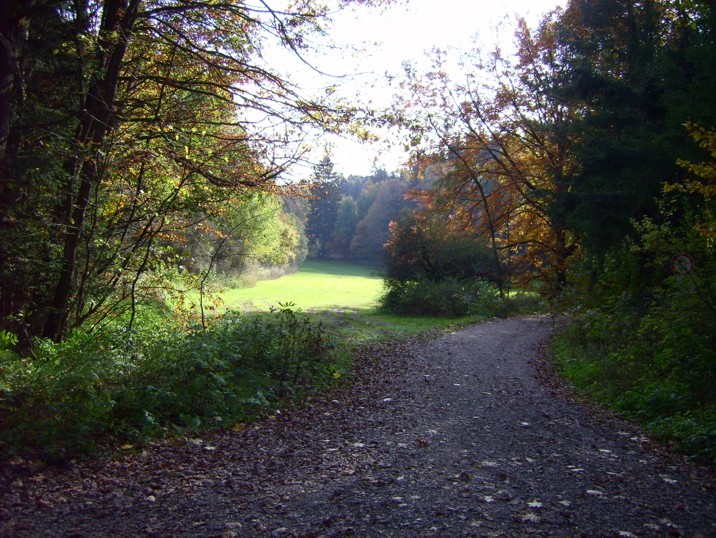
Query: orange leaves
156 232 189 243
390 8 581 293
194 222 228 239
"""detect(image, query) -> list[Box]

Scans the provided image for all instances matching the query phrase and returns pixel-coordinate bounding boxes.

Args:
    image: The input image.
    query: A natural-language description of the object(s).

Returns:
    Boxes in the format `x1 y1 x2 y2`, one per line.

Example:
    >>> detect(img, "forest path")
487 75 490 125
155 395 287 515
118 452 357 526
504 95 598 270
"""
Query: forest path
2 316 715 537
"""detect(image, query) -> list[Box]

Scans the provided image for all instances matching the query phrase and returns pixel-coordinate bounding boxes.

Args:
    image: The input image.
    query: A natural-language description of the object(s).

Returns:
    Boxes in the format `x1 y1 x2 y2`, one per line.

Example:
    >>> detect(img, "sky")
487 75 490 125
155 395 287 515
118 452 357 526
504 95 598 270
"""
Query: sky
269 0 567 178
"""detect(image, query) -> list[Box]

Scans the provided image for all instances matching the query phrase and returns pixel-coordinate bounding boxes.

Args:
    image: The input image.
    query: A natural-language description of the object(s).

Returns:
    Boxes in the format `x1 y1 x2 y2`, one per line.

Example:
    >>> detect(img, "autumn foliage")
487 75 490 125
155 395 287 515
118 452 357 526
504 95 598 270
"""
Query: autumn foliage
384 0 716 460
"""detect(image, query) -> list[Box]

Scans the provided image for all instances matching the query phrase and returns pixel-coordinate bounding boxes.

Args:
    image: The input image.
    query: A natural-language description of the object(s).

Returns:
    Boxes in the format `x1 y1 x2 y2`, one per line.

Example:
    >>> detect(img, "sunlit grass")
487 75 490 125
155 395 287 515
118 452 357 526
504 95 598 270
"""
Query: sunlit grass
220 260 385 313
311 308 484 345
216 260 487 345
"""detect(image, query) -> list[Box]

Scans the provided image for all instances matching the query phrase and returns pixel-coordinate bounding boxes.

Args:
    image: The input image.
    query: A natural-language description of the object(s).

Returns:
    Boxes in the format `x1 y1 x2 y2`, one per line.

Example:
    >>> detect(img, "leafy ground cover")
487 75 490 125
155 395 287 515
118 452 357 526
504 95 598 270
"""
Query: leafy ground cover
4 317 714 537
0 262 483 461
0 260 546 462
0 304 341 462
551 248 716 465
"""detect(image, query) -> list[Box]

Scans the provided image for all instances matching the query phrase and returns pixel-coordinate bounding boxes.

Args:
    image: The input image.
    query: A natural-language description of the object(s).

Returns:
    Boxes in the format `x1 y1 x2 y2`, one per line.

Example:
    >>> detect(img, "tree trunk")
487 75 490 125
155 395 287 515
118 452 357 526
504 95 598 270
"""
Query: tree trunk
43 0 140 341
0 0 32 163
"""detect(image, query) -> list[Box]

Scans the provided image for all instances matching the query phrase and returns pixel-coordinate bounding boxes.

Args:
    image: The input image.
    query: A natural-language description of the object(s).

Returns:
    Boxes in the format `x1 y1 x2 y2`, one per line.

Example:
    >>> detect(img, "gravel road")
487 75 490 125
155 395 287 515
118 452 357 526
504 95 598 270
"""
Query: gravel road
2 315 715 537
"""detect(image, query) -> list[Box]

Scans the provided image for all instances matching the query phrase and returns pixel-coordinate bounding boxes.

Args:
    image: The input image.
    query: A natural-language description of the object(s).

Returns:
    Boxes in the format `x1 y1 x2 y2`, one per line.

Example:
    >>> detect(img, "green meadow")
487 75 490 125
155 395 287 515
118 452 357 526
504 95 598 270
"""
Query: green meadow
220 260 384 313
217 260 480 343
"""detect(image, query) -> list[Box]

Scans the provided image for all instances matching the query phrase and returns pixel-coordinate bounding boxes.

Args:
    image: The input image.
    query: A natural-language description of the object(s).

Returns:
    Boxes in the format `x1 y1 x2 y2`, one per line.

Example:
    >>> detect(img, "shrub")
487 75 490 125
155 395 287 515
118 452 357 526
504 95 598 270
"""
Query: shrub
0 304 336 460
555 216 716 464
381 278 498 317
384 214 500 284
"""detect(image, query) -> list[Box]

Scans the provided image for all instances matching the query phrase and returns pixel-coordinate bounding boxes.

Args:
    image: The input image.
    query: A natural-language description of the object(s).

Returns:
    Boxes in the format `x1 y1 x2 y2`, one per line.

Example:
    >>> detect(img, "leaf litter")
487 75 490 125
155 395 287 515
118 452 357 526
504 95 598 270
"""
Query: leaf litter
1 316 715 536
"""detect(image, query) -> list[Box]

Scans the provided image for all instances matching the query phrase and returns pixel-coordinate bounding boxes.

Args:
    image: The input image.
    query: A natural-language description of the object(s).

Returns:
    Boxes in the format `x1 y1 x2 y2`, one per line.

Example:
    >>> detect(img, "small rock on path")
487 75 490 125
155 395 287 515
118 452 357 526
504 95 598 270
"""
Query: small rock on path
1 316 715 536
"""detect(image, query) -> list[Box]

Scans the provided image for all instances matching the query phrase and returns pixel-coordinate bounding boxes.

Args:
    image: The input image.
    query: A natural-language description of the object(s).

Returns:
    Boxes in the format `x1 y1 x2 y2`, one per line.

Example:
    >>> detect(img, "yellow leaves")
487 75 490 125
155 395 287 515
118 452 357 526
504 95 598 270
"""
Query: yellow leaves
232 422 246 432
684 121 716 152
665 124 716 201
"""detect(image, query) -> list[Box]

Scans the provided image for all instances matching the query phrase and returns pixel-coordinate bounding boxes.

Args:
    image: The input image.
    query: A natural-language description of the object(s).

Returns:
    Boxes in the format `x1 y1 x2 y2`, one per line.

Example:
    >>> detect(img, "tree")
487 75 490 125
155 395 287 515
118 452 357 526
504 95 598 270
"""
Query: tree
332 196 359 258
552 0 716 255
384 211 498 284
185 193 306 276
396 11 580 294
305 155 342 259
350 178 413 262
0 0 384 343
665 123 716 244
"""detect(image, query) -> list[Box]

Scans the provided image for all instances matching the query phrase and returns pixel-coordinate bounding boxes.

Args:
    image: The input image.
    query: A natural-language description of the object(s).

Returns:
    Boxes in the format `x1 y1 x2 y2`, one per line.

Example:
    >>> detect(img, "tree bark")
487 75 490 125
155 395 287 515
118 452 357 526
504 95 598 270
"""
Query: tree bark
0 0 32 163
43 0 141 341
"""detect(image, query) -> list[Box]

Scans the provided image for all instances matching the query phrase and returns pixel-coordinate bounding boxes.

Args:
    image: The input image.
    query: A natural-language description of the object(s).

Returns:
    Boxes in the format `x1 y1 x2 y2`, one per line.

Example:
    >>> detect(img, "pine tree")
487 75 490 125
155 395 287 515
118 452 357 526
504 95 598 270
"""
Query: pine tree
306 155 342 259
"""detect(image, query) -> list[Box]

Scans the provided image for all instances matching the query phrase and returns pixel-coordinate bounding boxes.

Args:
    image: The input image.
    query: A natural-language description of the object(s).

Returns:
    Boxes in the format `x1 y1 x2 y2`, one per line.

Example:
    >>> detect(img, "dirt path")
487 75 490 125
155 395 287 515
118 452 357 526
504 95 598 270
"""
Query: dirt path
2 316 715 537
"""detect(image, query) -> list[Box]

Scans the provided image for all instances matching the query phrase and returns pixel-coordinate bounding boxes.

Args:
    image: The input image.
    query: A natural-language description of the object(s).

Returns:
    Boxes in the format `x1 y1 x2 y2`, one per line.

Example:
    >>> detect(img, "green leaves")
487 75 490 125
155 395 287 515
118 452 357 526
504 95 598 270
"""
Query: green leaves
0 304 338 460
0 330 18 351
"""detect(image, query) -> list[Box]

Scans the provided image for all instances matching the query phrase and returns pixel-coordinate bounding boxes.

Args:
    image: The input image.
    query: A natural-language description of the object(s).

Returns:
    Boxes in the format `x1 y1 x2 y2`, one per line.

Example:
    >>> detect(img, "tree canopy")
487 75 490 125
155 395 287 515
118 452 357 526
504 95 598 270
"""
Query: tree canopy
0 0 383 343
383 0 716 460
392 0 715 294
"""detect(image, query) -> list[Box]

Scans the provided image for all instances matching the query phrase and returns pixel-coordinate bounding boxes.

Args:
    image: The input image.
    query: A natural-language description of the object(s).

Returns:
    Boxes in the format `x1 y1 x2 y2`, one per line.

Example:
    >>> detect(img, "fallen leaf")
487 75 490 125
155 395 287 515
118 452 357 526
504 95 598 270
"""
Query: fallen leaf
456 471 471 482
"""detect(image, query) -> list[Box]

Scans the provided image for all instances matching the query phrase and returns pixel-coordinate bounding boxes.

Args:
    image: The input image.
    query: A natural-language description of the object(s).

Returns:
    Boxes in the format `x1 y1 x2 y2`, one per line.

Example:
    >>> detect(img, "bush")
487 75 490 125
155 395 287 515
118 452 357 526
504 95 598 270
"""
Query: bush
554 219 716 465
381 278 502 317
384 213 500 284
648 411 716 464
0 304 337 460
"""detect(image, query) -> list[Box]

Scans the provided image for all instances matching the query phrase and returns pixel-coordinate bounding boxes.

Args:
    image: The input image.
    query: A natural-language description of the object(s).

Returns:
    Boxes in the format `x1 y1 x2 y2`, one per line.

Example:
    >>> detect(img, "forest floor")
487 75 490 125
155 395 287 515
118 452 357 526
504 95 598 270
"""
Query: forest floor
1 316 715 537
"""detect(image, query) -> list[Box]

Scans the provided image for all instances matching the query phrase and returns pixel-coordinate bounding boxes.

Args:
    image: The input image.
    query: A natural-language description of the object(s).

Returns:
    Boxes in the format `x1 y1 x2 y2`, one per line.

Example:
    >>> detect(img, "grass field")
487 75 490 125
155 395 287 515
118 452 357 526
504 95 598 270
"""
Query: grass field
220 260 385 313
217 260 484 344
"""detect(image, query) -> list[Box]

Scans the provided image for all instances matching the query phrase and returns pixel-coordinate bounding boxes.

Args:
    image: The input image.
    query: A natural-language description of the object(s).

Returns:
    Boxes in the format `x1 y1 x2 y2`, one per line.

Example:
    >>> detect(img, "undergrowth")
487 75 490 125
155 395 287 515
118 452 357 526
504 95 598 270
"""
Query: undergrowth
553 327 716 466
0 303 343 462
380 278 546 318
553 239 716 466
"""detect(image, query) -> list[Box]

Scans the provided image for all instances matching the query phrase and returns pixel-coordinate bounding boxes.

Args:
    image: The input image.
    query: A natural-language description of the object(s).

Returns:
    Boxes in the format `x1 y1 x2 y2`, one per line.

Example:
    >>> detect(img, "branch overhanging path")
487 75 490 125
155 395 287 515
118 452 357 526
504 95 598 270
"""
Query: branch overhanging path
2 317 715 536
